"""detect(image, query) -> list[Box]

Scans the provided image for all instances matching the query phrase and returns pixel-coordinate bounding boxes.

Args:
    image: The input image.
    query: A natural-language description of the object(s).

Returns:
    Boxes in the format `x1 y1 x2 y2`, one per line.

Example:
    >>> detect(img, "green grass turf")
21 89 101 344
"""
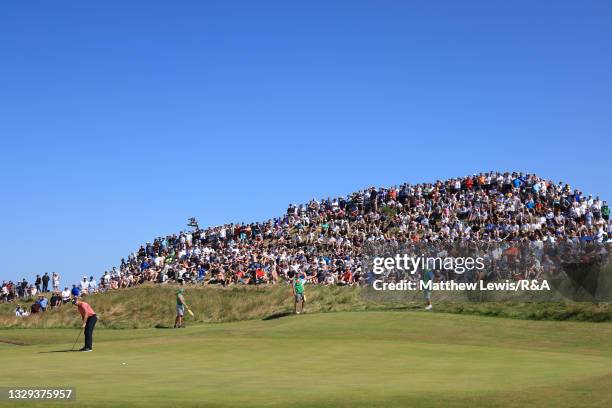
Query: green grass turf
1 311 611 408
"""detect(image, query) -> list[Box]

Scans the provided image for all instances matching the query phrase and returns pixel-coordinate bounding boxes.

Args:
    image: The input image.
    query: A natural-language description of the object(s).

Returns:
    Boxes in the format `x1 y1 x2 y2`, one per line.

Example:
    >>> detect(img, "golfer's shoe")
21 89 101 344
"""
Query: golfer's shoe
425 305 433 310
80 348 92 352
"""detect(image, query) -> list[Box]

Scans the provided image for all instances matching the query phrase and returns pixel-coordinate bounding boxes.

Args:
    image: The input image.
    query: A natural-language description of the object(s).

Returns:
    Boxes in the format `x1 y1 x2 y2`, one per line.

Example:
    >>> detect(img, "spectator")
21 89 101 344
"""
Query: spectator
30 301 41 314
17 279 28 299
50 291 62 308
37 294 48 311
80 276 89 295
52 272 60 291
1 282 9 303
61 287 71 304
15 304 26 317
42 272 50 292
88 276 97 294
3 172 610 300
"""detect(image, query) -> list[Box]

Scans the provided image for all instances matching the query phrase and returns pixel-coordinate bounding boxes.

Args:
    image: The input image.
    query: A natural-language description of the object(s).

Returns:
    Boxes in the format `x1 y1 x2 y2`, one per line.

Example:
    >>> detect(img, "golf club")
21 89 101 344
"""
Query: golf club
71 328 82 351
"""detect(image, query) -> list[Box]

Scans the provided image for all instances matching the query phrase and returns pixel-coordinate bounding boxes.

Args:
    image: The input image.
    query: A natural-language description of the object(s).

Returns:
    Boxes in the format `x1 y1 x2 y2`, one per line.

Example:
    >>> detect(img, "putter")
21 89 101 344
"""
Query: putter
71 329 82 351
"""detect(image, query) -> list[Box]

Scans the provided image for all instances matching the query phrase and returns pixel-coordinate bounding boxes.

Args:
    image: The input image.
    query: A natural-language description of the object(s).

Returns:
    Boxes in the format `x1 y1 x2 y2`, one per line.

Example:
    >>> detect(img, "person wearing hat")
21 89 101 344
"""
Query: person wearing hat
80 276 89 295
72 297 97 352
292 272 306 315
15 304 24 317
174 288 189 328
37 294 48 311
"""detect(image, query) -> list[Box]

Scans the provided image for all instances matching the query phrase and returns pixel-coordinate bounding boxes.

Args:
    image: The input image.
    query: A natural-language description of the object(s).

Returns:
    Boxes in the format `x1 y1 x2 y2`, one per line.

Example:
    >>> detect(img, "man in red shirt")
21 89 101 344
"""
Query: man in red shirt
72 297 97 352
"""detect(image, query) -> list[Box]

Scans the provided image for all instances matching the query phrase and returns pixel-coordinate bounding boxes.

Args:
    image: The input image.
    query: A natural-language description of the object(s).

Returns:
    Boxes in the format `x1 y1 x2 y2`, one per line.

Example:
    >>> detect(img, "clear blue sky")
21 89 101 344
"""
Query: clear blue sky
1 0 610 286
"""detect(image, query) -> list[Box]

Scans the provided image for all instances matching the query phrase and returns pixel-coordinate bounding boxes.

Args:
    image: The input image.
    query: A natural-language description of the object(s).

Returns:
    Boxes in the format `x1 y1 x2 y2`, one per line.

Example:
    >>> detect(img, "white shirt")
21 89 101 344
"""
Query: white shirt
62 289 71 300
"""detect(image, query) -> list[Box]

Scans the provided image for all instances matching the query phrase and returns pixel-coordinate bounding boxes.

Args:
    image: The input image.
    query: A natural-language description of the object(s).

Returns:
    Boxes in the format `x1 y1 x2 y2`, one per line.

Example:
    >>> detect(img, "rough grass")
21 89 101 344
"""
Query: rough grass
0 284 610 329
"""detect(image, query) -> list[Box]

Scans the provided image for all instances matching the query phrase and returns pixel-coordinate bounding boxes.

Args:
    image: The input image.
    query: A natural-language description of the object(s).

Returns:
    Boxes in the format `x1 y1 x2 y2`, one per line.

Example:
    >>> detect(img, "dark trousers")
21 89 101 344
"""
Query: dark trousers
84 315 97 349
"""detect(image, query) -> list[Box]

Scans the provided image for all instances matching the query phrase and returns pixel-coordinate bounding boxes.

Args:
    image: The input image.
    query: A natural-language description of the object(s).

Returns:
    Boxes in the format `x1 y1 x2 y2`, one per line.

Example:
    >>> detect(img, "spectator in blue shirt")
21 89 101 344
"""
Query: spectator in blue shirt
37 294 48 311
197 266 207 282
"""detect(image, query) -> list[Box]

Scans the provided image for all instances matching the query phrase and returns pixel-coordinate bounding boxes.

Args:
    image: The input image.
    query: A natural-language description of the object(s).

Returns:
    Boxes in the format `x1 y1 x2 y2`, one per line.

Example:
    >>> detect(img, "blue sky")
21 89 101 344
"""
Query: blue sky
1 0 610 285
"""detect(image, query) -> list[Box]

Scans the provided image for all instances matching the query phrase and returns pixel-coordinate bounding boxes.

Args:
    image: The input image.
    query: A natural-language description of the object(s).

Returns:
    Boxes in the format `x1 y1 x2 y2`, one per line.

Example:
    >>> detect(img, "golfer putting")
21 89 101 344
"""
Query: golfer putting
72 297 97 352
292 273 305 314
174 288 190 328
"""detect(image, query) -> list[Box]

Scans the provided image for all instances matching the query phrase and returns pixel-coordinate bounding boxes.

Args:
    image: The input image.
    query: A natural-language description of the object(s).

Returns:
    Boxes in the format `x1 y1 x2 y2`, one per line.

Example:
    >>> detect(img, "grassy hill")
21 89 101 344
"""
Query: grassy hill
1 284 611 329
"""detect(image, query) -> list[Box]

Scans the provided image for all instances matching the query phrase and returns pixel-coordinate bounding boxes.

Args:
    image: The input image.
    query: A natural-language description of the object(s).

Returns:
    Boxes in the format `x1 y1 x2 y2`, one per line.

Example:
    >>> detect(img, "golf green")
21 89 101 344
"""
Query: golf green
1 311 611 407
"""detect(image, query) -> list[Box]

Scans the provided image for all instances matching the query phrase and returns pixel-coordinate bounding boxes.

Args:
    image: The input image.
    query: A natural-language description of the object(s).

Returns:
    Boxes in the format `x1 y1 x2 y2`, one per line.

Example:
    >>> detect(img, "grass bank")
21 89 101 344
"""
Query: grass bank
0 284 610 328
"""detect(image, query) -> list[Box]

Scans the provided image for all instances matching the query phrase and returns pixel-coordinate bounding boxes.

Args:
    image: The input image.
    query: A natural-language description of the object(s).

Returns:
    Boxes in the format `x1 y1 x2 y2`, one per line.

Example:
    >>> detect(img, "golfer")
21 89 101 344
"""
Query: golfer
174 288 189 328
72 297 97 352
292 273 305 314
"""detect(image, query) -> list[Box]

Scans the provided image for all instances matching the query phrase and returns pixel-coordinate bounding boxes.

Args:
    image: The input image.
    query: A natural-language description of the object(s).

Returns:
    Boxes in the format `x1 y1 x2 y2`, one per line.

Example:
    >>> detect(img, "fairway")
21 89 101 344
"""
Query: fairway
2 311 612 408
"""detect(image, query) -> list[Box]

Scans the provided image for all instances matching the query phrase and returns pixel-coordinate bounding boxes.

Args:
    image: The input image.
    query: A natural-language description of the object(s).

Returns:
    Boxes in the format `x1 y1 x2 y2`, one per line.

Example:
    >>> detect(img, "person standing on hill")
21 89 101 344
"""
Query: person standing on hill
72 297 97 352
42 273 50 292
292 273 305 314
174 288 189 328
52 272 60 291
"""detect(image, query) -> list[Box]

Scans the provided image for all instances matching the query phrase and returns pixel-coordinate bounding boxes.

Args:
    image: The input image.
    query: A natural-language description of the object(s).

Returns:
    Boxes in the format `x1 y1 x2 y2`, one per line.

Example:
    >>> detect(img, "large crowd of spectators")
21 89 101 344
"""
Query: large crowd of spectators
91 171 611 291
3 172 611 309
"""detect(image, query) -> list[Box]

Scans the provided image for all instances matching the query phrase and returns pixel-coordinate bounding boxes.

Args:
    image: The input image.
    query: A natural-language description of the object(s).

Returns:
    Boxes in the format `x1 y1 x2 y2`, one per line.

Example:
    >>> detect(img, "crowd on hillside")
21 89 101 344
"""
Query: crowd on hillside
2 271 73 316
2 172 611 308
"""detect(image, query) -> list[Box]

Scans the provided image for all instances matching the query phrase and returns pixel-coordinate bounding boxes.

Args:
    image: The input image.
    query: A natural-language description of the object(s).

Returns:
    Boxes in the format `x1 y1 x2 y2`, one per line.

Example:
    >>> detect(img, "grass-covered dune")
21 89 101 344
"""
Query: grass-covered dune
1 284 611 329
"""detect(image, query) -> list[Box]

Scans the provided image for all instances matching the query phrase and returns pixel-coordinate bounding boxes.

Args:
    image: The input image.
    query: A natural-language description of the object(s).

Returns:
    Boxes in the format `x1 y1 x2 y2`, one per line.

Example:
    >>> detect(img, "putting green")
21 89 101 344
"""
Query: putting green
1 311 611 407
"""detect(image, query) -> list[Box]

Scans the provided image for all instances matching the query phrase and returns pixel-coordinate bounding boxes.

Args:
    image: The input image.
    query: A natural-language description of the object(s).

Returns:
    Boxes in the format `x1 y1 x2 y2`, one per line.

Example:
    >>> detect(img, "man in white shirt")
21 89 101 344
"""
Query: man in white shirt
80 277 89 294
1 284 8 303
103 272 111 289
61 287 71 303
52 272 60 290
15 305 24 317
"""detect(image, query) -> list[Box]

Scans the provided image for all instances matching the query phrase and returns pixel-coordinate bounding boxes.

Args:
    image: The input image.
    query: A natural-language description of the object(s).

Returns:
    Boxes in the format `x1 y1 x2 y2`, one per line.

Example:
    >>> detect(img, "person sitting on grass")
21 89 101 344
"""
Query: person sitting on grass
15 304 25 316
62 287 71 304
255 268 268 285
37 294 48 311
30 301 41 314
339 268 353 286
174 288 189 328
50 291 62 308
